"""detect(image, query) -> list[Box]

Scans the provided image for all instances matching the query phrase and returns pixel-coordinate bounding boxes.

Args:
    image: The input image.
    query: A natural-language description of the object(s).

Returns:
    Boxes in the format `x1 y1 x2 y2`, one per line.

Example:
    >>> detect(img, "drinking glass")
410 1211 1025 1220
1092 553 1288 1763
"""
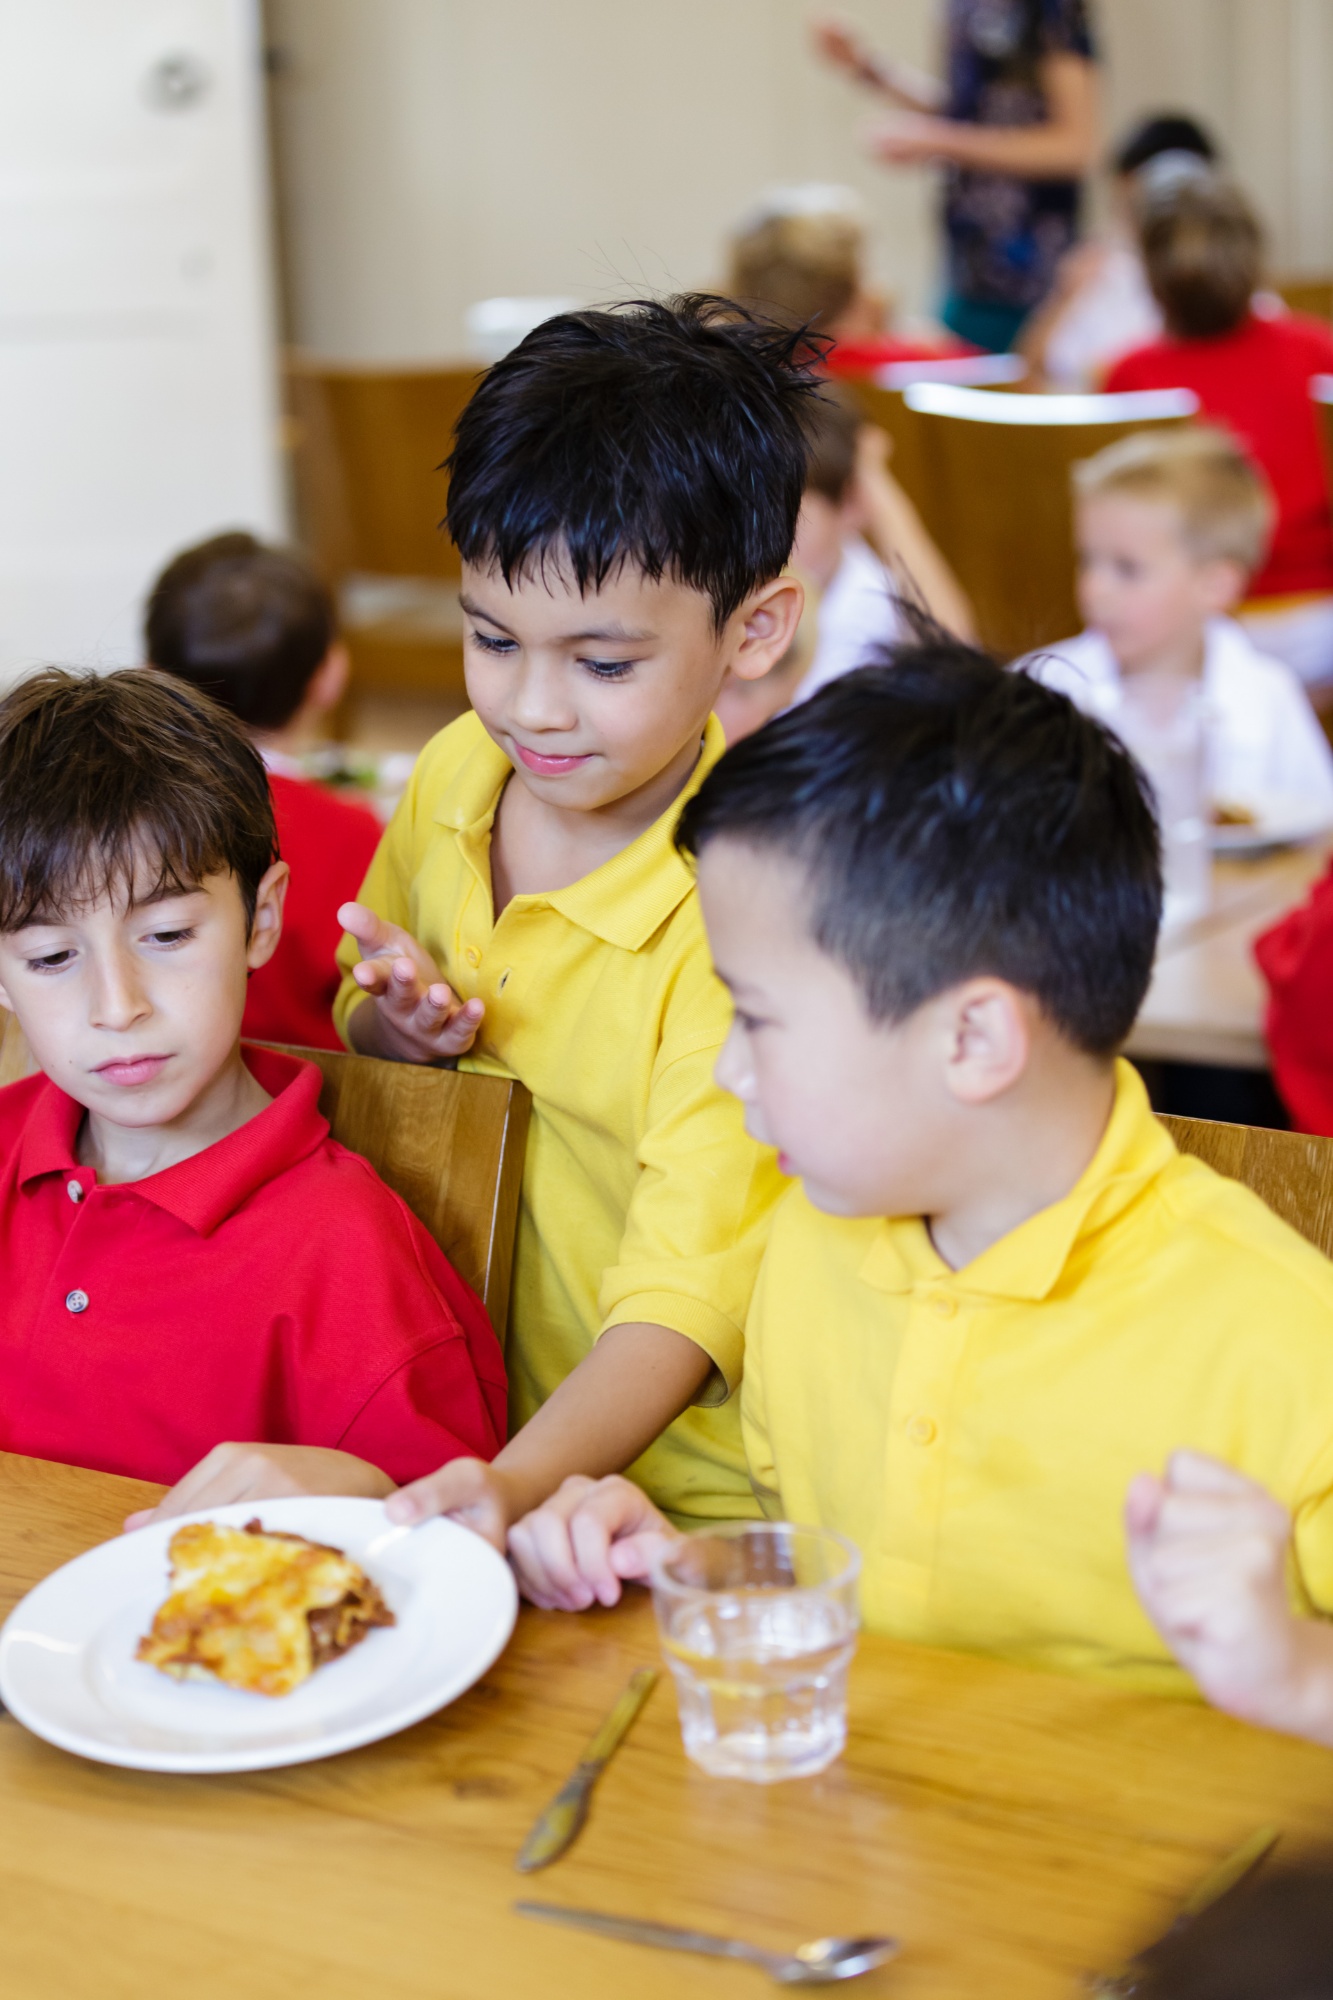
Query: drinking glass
650 1522 860 1783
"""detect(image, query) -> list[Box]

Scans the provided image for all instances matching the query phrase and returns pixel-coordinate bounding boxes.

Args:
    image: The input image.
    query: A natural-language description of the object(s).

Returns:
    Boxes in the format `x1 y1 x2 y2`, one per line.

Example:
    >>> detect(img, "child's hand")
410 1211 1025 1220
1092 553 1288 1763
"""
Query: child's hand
1126 1450 1333 1738
339 902 484 1064
123 1443 395 1531
385 1457 523 1554
506 1474 681 1611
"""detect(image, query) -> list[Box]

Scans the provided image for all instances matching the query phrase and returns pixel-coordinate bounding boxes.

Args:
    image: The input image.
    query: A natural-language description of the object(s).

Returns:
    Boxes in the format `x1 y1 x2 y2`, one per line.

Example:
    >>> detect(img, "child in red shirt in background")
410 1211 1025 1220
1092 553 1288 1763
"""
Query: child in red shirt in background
1106 173 1333 689
0 667 504 1496
1254 874 1333 1133
146 533 381 1050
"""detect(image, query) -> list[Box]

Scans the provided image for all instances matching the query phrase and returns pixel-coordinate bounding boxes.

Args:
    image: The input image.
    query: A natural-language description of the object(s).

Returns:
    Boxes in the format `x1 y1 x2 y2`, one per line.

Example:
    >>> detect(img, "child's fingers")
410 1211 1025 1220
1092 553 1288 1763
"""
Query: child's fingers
508 1511 595 1611
1164 1450 1272 1498
608 1527 680 1581
1153 1488 1292 1545
1124 1471 1165 1538
338 902 415 959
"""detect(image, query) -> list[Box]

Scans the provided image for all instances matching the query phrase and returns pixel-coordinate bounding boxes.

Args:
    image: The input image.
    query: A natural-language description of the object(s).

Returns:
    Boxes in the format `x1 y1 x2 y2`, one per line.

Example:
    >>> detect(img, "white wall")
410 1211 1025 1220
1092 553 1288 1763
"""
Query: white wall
0 0 282 680
267 0 1333 367
266 0 940 361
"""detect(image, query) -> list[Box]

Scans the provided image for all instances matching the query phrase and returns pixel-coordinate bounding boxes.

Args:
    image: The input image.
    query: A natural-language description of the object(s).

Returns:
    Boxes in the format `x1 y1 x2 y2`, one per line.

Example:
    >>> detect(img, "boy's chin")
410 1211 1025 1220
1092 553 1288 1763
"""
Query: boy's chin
799 1173 895 1220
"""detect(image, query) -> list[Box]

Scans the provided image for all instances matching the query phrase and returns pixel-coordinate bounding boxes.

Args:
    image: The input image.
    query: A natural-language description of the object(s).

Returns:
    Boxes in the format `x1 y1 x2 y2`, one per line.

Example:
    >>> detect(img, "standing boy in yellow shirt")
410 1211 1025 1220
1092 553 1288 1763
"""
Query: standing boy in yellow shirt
144 298 810 1540
507 641 1333 1708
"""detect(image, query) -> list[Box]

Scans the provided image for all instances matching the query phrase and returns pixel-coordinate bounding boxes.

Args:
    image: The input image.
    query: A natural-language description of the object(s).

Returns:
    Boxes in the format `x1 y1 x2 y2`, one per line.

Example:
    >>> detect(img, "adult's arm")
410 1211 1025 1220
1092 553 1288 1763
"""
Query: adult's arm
876 53 1100 180
811 16 946 114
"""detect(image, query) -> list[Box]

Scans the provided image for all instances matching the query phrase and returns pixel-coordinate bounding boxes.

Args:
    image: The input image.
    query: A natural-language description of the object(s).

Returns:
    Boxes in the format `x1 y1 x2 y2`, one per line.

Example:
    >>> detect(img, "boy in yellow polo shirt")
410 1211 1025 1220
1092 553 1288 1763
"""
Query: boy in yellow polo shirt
506 640 1333 1706
141 298 813 1540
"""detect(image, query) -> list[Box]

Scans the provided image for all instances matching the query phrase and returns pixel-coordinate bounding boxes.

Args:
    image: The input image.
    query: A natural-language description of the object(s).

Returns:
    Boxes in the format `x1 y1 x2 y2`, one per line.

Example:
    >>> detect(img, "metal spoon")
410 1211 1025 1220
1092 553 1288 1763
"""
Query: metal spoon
515 1900 899 1985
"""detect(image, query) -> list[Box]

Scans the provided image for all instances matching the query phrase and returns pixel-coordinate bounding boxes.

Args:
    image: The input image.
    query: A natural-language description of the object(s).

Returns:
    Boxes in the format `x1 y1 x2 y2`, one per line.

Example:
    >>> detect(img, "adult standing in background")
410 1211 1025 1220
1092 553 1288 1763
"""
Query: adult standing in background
814 4 1100 352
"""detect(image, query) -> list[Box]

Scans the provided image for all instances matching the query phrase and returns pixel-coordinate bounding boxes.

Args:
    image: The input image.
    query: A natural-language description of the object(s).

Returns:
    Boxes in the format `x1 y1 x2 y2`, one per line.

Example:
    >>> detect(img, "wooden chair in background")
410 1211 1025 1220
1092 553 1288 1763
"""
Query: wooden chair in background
894 383 1198 659
1275 276 1333 322
845 353 1027 543
284 357 484 726
0 1015 530 1334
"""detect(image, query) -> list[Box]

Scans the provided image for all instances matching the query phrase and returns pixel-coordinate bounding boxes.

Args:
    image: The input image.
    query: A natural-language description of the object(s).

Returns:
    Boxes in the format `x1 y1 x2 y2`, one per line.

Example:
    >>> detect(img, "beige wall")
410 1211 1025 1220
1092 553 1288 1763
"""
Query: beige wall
267 0 1333 364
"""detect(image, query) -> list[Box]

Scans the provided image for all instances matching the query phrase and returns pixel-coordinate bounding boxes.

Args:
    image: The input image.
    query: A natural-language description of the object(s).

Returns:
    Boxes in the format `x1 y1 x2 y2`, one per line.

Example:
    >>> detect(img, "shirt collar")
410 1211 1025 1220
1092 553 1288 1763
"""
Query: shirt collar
17 1047 330 1237
433 711 727 951
859 1060 1176 1301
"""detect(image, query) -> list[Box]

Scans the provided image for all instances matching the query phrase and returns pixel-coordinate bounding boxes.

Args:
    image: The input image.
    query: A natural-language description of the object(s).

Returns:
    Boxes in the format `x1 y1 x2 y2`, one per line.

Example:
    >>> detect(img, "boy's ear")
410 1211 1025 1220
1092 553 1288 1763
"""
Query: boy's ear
941 978 1032 1106
727 574 806 684
305 641 351 717
246 861 290 973
1197 556 1248 618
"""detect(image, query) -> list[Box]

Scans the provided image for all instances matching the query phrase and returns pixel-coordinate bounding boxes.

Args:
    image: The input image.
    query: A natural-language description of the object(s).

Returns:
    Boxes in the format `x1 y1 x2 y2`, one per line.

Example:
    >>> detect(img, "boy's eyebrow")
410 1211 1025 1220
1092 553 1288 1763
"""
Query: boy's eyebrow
459 592 657 645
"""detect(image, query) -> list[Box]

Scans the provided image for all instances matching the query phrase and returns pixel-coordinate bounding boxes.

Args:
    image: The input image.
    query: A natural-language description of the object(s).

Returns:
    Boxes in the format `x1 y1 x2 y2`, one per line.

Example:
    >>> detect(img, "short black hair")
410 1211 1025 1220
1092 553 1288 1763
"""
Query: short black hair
676 639 1162 1057
1113 113 1218 178
0 668 277 934
145 531 336 733
445 295 821 628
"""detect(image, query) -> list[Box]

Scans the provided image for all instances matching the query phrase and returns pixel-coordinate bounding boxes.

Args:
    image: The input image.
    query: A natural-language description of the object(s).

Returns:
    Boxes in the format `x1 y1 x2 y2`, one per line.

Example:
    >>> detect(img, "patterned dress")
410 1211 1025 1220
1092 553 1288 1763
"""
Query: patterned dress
942 0 1096 315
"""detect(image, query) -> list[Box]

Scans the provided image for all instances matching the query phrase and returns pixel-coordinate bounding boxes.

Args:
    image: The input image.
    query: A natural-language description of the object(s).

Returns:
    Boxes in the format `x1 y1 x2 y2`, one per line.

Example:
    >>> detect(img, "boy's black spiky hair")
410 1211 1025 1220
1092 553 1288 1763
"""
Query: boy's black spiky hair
444 295 826 627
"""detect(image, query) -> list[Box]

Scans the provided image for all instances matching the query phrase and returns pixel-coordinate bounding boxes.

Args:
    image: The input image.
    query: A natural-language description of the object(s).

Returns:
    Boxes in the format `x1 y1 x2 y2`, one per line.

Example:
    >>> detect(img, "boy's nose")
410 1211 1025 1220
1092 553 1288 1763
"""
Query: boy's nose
89 956 151 1030
508 661 579 733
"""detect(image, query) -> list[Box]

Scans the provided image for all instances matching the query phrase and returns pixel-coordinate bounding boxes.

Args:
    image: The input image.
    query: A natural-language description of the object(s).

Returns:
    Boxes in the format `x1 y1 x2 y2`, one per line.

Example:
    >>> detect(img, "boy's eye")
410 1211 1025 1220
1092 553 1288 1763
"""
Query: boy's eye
581 658 635 680
145 927 195 947
468 630 518 655
27 948 75 972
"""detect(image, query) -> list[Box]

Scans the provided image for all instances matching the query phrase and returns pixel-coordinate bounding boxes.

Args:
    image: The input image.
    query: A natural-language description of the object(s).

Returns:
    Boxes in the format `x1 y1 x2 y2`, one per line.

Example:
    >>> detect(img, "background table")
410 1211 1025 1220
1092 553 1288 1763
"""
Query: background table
1129 843 1331 1070
2 1453 1333 1998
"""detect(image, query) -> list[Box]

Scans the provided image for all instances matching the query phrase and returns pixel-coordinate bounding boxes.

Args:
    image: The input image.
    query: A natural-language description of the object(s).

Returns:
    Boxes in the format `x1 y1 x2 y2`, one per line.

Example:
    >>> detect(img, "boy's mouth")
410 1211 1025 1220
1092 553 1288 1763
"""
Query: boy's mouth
512 743 594 777
92 1055 170 1088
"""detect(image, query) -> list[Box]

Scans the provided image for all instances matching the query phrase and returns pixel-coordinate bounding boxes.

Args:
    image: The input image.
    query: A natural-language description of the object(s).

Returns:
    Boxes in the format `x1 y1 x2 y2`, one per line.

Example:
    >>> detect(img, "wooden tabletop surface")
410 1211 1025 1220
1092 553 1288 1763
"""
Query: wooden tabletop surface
2 1452 1333 1998
1128 842 1330 1070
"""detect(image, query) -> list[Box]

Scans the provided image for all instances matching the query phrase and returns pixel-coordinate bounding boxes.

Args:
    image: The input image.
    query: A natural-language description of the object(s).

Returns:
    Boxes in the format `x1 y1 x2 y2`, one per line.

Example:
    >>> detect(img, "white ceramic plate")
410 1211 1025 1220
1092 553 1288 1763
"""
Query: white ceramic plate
0 1497 517 1774
1210 793 1333 854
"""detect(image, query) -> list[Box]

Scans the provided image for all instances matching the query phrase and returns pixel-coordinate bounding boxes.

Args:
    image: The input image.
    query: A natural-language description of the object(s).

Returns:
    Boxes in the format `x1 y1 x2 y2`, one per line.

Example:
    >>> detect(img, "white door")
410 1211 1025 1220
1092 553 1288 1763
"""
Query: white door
0 0 282 682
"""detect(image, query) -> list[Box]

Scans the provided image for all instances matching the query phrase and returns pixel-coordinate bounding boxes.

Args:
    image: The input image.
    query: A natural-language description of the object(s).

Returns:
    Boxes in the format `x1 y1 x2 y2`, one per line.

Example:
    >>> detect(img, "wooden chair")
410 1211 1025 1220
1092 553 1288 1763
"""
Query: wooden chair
0 1015 531 1334
1275 276 1333 322
896 383 1198 658
284 357 484 717
845 355 1027 537
1162 1114 1333 1261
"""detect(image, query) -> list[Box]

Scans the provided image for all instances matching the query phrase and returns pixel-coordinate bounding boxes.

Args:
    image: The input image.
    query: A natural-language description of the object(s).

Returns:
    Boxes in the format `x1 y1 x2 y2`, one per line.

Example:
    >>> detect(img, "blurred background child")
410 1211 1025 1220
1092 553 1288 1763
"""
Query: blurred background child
1020 110 1219 390
1035 429 1333 818
146 532 381 1051
714 381 974 740
1106 173 1333 691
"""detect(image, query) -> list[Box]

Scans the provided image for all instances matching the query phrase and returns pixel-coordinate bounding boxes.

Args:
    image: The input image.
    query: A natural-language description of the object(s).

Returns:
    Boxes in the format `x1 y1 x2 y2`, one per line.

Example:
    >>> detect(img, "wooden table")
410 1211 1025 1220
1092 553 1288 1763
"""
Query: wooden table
3 1454 1333 1998
1129 843 1331 1069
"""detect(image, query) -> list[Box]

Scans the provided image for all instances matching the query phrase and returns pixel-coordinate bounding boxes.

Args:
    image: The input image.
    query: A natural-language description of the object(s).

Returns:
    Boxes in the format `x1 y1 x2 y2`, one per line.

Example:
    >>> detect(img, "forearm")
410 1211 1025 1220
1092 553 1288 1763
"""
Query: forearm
864 473 976 640
927 117 1096 179
491 1321 714 1519
872 60 946 114
1239 1617 1333 1748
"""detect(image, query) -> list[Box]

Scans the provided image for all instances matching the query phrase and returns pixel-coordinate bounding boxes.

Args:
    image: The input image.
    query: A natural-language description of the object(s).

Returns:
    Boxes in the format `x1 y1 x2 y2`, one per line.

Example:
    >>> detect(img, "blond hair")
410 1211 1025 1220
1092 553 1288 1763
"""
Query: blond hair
728 196 864 330
1073 426 1274 575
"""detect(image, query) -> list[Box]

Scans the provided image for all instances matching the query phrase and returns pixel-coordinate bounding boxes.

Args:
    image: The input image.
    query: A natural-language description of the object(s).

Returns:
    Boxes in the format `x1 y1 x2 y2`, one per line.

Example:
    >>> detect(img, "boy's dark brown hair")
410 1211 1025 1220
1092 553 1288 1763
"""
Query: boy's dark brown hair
0 668 277 935
1140 173 1262 340
145 531 336 733
802 382 863 507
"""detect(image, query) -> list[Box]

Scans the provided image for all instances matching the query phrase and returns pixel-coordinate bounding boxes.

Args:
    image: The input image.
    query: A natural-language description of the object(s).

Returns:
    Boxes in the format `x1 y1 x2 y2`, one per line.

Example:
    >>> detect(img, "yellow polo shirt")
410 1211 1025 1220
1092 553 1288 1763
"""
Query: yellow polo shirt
743 1061 1333 1693
335 710 782 1526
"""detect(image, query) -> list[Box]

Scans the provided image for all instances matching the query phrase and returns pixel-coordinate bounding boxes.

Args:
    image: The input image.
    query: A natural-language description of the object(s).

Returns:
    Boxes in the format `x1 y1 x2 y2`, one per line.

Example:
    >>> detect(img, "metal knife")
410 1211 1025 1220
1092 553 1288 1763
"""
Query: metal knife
515 1665 659 1873
1089 1824 1280 1996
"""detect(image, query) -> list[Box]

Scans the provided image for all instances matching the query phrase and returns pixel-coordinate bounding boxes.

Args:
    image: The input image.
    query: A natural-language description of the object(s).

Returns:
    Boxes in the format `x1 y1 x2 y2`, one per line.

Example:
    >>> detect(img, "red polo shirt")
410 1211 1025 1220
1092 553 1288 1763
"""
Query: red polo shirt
1106 312 1333 598
1255 867 1333 1134
0 1047 507 1485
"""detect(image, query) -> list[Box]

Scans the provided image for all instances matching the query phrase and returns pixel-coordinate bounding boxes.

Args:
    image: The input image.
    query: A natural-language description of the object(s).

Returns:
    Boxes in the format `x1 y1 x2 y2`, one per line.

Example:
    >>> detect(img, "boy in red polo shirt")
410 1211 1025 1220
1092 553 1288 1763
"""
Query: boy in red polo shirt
0 667 505 1491
146 532 382 1050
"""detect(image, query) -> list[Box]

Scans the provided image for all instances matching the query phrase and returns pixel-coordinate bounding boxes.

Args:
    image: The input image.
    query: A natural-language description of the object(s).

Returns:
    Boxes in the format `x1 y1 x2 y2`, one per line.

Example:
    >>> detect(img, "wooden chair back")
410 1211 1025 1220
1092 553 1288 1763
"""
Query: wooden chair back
0 1016 530 1333
845 355 1027 540
1276 277 1333 322
896 384 1198 658
285 357 482 584
1161 1114 1333 1261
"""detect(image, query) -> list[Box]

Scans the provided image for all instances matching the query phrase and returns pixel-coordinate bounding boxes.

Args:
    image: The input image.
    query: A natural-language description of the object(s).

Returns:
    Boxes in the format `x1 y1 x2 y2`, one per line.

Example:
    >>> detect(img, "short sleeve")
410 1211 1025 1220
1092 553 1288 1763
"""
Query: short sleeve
332 768 422 1047
1292 1449 1333 1616
1037 0 1095 60
739 1259 783 1519
596 958 787 1400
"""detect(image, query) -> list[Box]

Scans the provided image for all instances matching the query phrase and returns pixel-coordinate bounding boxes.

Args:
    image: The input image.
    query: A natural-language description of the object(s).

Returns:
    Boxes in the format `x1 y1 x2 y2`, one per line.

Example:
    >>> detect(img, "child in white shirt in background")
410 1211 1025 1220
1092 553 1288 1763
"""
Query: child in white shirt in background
714 383 973 740
1032 426 1333 815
